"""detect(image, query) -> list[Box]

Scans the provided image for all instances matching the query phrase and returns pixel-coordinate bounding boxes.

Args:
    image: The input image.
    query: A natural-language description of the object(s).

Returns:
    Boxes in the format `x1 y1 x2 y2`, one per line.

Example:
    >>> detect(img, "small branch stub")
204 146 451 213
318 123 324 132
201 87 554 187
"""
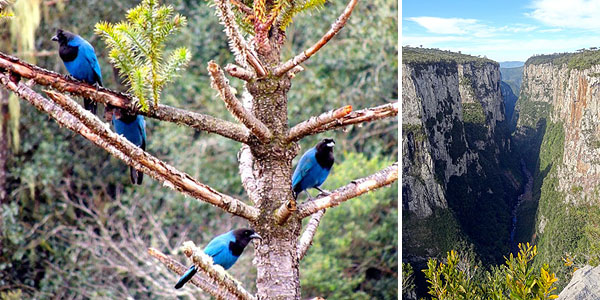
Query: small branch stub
182 241 256 300
208 61 272 143
225 63 254 81
274 199 297 225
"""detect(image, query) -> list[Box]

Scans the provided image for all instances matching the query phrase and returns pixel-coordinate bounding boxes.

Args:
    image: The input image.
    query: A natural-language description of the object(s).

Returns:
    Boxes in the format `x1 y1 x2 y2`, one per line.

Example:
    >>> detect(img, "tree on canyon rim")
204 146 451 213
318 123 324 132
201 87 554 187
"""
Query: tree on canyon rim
0 0 398 298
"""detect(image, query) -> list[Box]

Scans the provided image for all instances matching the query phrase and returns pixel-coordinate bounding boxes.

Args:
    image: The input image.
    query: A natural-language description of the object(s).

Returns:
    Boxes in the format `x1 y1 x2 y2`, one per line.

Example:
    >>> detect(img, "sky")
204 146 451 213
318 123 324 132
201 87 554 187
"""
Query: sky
402 0 600 62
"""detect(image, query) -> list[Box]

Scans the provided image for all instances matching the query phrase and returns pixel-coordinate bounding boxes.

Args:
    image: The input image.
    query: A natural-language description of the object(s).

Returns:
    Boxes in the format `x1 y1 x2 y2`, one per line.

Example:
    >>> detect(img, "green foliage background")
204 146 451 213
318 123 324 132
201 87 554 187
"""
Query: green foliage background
0 0 397 298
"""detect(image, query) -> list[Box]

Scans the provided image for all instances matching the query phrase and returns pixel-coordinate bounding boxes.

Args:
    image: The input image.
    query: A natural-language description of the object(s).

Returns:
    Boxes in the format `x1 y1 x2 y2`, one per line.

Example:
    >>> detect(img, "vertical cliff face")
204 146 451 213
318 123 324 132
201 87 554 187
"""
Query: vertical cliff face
402 48 518 266
519 62 600 201
514 53 600 290
402 49 506 218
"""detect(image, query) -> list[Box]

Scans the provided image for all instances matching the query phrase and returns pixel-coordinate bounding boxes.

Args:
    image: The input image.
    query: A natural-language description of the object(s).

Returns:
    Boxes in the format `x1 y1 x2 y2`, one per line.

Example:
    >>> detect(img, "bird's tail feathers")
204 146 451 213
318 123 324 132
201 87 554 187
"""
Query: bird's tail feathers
129 166 137 185
174 265 197 289
137 169 143 185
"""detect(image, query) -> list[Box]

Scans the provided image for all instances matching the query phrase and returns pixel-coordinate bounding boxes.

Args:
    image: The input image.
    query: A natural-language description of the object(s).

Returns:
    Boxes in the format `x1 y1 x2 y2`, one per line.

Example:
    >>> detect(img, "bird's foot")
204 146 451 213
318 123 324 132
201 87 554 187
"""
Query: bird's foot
315 187 331 197
65 74 77 82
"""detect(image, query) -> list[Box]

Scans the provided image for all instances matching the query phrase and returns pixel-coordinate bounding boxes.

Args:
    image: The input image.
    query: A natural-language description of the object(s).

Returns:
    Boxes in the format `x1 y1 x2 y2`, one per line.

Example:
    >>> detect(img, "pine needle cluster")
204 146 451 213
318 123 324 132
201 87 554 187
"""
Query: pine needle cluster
94 0 190 111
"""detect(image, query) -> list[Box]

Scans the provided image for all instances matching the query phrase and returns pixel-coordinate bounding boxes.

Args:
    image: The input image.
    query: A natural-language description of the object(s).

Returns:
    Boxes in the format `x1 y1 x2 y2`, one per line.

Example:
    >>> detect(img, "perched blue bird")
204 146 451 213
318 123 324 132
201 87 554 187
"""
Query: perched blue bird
52 29 103 115
292 138 335 199
112 109 146 184
174 228 262 289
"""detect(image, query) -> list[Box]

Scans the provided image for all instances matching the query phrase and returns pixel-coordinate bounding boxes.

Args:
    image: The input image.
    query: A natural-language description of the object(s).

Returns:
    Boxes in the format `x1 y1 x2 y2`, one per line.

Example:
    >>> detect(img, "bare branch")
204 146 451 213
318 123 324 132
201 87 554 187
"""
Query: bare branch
297 209 326 260
208 61 272 143
0 52 251 143
213 0 267 77
148 248 234 299
299 102 398 139
287 105 353 143
273 0 359 76
0 74 259 220
296 162 398 219
182 241 257 300
225 63 254 81
238 144 258 203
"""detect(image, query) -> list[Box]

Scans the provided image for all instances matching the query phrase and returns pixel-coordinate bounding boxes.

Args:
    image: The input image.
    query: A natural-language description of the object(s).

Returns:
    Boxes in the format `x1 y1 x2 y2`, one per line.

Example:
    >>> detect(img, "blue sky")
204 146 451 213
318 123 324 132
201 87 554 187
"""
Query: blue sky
402 0 600 62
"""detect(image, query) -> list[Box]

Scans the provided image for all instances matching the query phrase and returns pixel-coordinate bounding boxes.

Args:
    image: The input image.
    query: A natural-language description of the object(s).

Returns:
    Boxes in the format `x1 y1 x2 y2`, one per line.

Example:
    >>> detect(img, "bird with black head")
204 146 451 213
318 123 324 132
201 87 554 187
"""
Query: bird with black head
174 228 262 289
292 138 335 199
52 29 103 115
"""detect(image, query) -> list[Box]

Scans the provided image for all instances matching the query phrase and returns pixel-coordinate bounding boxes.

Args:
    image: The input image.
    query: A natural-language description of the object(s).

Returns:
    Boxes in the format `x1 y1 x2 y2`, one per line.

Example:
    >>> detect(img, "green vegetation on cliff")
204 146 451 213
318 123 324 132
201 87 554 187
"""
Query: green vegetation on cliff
532 121 600 290
526 49 600 70
403 46 497 67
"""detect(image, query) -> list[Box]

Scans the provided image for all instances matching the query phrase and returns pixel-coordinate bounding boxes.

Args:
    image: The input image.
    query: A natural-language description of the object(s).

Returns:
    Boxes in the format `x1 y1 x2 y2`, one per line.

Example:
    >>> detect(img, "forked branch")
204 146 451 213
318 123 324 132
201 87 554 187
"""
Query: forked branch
273 0 359 76
292 102 398 141
148 248 235 299
296 162 398 219
0 52 251 143
208 61 272 143
182 241 257 300
0 73 259 221
297 209 326 260
213 0 267 77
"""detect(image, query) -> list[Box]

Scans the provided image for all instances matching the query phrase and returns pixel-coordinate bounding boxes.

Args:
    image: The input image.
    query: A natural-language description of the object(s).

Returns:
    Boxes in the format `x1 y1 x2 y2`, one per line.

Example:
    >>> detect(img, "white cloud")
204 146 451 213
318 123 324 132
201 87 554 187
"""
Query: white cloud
406 17 537 38
406 17 478 35
538 28 563 33
528 0 600 30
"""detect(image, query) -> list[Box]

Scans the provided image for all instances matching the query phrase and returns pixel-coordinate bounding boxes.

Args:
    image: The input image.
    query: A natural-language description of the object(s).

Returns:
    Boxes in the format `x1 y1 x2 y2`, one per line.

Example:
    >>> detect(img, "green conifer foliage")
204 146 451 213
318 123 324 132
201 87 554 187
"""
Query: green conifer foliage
94 0 190 111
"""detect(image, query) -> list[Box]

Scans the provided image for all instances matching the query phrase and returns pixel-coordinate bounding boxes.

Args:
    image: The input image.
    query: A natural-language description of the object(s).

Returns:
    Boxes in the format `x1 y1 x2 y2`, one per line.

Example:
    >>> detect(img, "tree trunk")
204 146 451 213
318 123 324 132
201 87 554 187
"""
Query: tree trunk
247 62 302 298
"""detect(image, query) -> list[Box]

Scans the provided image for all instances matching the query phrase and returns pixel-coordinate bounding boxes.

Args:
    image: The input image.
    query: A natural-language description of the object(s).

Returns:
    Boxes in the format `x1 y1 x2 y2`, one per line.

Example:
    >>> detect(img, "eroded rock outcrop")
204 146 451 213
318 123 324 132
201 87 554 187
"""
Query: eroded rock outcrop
558 265 600 299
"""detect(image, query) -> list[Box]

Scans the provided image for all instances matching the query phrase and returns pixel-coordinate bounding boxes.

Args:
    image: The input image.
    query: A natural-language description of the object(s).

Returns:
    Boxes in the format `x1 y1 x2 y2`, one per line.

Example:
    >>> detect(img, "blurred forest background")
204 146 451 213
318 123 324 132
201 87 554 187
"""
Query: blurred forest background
0 0 397 298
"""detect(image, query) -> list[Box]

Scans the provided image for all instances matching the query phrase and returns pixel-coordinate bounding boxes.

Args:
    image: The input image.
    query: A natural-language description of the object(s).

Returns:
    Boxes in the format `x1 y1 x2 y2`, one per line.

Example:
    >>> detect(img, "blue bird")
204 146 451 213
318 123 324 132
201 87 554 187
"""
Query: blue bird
52 29 103 115
292 138 335 199
112 109 146 184
174 228 262 289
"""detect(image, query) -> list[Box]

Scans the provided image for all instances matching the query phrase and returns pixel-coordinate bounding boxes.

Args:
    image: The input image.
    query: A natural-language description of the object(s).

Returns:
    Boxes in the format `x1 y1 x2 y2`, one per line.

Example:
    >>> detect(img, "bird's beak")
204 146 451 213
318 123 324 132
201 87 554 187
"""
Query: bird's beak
51 35 58 42
250 233 262 241
327 141 335 147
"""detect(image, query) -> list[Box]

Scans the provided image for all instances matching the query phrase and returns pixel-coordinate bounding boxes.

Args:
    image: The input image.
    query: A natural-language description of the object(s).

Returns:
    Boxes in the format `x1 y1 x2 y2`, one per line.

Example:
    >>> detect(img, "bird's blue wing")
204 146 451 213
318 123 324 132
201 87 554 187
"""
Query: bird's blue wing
292 147 317 188
203 231 238 270
70 36 102 85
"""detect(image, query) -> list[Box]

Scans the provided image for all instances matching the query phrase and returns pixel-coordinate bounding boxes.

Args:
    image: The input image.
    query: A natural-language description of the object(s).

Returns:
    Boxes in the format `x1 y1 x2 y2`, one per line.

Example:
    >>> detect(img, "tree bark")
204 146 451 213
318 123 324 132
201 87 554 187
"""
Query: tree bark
248 75 303 299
